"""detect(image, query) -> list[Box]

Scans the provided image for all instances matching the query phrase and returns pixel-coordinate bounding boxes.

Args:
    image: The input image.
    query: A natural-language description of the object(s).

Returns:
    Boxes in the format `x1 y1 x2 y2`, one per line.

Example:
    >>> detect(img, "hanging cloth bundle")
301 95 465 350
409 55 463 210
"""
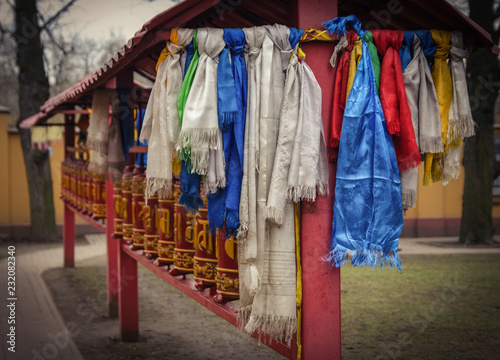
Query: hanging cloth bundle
371 29 421 173
443 31 475 185
326 18 403 270
176 27 225 174
238 25 266 326
207 28 248 232
177 31 204 212
400 34 443 208
141 28 194 199
424 30 452 185
107 115 126 182
240 24 297 342
87 88 111 175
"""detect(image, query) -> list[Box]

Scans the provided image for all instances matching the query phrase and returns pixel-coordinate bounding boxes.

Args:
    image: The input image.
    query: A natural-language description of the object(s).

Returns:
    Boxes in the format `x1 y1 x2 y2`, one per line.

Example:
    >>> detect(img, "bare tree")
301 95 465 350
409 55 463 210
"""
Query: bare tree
460 0 500 244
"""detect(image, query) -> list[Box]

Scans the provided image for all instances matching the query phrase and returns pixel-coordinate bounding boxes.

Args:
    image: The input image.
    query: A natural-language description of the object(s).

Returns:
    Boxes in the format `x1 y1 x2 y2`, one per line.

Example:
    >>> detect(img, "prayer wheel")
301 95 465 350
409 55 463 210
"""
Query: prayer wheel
130 165 146 250
193 208 218 289
121 162 134 245
60 160 69 203
75 155 84 210
81 162 90 214
153 184 178 267
143 179 159 259
214 232 239 303
92 172 106 219
69 158 76 206
112 179 124 238
169 200 195 276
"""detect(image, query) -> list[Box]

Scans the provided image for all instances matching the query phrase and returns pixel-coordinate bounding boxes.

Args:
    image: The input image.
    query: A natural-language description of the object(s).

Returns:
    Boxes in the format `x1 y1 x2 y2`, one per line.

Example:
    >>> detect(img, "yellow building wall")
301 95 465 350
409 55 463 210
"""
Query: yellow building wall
0 111 84 228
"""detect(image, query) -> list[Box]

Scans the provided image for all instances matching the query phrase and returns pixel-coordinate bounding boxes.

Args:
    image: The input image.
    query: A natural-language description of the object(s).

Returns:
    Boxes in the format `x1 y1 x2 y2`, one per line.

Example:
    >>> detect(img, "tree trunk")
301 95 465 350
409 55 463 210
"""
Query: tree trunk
460 0 500 245
15 0 57 242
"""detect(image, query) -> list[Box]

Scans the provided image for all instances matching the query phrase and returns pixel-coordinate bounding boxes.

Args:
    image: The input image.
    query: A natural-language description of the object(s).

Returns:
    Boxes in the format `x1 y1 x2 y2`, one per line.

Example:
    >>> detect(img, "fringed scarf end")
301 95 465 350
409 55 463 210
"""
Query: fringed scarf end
219 112 241 131
88 162 108 176
442 164 461 186
398 151 422 173
224 208 240 234
178 192 204 213
401 188 417 210
265 205 285 225
387 121 401 137
324 248 402 271
244 314 297 343
237 222 249 240
419 136 444 154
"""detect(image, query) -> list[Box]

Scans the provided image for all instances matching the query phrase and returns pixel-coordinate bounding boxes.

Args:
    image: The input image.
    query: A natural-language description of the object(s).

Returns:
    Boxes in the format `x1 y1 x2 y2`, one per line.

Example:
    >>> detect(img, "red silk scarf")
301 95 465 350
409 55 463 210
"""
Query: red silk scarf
372 30 421 172
329 31 357 161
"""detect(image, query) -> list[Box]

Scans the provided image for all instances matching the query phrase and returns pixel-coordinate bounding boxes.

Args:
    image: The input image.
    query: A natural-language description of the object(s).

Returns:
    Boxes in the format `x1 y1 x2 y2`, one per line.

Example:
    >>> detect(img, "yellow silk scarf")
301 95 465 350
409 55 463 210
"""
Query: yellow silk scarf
346 37 363 101
424 30 453 185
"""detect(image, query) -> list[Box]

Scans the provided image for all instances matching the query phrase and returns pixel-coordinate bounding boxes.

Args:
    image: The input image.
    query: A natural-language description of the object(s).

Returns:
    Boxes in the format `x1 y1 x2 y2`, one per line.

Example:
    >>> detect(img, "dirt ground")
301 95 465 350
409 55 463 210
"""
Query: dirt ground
42 254 285 360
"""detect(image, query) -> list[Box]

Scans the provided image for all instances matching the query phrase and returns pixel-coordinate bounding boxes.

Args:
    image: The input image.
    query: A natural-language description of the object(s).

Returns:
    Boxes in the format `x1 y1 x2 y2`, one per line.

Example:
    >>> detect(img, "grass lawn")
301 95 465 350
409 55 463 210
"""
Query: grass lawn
341 254 500 360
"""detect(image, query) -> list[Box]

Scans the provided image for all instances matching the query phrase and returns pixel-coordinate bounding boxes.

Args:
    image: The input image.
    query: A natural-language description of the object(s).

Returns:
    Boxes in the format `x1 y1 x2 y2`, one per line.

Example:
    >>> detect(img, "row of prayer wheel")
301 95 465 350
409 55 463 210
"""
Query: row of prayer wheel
60 150 106 218
113 163 239 303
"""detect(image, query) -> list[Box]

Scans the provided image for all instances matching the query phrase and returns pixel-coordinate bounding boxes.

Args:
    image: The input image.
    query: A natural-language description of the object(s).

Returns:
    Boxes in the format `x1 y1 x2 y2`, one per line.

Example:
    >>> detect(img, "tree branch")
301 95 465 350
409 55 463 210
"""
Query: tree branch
40 0 78 30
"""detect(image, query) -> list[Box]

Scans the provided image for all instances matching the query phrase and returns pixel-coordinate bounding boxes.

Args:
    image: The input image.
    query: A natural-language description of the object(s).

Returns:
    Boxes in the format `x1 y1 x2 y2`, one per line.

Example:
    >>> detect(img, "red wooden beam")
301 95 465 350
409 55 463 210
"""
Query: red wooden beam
291 1 342 359
67 203 106 233
122 244 293 358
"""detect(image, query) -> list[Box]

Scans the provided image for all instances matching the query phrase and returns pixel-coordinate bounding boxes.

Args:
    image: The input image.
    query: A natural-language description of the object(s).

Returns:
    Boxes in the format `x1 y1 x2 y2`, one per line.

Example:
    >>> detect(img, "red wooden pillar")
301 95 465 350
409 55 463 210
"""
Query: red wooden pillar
106 179 119 318
118 242 139 342
291 2 341 359
63 114 75 268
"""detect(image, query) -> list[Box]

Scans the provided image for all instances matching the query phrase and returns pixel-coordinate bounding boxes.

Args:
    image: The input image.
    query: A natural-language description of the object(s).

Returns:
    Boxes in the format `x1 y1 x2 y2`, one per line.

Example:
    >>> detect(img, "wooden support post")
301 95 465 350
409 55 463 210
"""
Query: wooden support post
291 1 341 359
118 243 139 342
106 179 119 318
63 114 75 268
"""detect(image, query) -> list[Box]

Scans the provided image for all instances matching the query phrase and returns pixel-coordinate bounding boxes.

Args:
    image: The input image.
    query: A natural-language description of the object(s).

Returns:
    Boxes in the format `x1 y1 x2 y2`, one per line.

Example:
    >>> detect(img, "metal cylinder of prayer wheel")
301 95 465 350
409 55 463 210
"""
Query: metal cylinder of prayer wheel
75 156 83 210
154 184 178 267
92 173 106 219
169 201 195 276
130 165 146 250
193 209 217 290
60 160 69 202
69 159 77 206
214 233 239 303
112 179 124 238
143 178 159 259
121 163 134 245
83 161 93 215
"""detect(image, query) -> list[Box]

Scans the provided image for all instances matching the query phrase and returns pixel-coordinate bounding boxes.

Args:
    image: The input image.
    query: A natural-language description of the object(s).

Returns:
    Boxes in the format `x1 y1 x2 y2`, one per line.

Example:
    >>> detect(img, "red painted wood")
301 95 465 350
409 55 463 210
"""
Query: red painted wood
291 1 341 360
63 114 76 268
122 244 293 358
119 241 139 342
106 179 119 318
66 204 106 232
63 204 75 268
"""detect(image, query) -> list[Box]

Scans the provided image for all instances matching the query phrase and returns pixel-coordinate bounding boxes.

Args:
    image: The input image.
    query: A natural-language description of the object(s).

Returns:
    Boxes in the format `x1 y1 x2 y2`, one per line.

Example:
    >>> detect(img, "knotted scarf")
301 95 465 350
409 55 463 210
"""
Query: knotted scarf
347 32 380 99
238 26 266 328
177 31 204 212
327 31 357 160
240 24 297 343
401 34 443 208
414 30 437 70
207 28 248 232
142 28 194 199
372 29 421 173
176 28 225 174
424 30 452 185
88 88 111 175
399 31 415 71
327 37 403 270
443 31 475 185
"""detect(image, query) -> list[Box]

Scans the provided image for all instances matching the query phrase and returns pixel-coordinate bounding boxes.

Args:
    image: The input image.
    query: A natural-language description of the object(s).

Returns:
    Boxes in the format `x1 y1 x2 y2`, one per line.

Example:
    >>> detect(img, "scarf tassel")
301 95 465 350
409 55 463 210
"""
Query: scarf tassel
176 128 221 174
224 208 240 233
145 177 172 200
244 315 298 343
178 192 204 213
219 111 241 131
420 136 444 154
324 248 402 271
401 188 417 210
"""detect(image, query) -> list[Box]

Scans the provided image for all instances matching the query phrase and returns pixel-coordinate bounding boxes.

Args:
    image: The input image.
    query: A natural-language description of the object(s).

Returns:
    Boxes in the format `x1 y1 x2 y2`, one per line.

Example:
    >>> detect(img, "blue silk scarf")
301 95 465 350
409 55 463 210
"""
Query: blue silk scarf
208 28 247 232
178 35 204 212
327 39 403 270
399 31 415 71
